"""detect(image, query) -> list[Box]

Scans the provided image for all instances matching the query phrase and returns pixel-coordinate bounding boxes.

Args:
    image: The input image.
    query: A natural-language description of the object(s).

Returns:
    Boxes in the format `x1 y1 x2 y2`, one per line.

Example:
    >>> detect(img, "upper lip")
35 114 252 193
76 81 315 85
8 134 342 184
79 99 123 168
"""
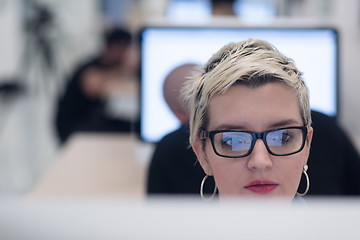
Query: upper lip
244 180 279 188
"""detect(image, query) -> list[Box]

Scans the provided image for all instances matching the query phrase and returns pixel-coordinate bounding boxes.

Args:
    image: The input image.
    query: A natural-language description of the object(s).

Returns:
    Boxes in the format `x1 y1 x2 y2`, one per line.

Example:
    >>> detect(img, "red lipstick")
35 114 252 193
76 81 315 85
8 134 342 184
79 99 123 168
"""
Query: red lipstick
244 180 278 194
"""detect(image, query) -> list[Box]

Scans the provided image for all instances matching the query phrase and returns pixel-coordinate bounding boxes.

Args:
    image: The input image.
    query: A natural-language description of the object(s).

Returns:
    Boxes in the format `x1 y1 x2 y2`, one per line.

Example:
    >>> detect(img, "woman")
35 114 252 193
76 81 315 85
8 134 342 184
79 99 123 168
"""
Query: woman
182 39 313 201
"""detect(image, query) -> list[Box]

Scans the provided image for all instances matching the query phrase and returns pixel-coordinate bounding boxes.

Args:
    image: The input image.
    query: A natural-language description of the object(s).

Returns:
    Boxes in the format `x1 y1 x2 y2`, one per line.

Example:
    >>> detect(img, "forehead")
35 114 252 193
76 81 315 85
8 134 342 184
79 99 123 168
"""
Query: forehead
207 82 302 131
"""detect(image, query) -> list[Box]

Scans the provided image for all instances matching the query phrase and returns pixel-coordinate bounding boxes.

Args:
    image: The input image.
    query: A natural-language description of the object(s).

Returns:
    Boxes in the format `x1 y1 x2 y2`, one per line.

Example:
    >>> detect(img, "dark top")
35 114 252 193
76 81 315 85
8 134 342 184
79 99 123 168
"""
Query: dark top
147 124 214 196
55 57 134 143
147 111 360 196
304 111 360 195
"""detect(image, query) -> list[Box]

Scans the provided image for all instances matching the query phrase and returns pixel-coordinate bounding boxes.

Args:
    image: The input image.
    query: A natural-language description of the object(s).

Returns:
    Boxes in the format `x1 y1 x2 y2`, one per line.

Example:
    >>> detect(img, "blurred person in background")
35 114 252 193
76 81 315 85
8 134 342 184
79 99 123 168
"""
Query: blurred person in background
55 27 138 144
211 0 236 16
147 63 214 195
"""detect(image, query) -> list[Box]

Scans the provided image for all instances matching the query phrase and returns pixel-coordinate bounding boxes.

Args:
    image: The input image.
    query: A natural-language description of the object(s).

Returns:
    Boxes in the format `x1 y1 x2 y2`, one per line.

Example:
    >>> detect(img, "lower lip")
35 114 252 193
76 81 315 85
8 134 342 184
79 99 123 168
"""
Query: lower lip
245 184 278 194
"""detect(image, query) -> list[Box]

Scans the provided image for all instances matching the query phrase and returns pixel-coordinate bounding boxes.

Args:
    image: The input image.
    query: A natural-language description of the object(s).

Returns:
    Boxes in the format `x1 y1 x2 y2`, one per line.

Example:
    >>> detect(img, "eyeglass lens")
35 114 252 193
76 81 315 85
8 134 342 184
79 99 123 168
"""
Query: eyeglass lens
213 128 304 157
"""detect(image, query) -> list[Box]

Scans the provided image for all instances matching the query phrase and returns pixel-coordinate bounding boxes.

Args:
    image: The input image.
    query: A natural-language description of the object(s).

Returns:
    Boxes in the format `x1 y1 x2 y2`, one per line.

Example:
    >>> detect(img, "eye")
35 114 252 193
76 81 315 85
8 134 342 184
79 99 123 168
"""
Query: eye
281 132 293 143
267 130 294 146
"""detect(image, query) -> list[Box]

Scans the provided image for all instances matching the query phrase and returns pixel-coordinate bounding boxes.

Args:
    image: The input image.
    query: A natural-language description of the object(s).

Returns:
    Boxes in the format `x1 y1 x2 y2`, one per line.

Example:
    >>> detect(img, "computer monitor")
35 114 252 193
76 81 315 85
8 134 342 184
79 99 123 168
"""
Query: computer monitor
139 26 339 142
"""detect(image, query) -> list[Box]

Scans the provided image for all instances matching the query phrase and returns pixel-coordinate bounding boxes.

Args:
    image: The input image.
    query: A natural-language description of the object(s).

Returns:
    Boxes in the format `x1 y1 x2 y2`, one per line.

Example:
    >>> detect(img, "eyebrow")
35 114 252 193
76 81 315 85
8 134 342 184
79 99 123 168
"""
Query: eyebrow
268 119 303 129
213 119 302 131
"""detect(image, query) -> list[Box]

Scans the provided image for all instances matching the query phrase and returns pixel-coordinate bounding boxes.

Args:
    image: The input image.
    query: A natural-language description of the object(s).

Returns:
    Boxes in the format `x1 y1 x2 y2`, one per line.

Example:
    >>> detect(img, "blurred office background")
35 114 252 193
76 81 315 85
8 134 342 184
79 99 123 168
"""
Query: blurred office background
0 0 359 197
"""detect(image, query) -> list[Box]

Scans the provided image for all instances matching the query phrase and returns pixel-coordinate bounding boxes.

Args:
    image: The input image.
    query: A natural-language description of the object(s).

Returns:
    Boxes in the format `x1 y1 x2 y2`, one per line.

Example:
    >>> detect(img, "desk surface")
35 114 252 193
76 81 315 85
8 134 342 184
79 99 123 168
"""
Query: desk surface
27 133 152 198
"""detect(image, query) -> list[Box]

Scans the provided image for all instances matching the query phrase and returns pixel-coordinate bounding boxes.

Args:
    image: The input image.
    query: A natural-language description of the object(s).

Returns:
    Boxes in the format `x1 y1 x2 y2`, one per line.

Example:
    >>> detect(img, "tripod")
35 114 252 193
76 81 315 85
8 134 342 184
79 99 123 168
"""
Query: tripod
20 0 62 96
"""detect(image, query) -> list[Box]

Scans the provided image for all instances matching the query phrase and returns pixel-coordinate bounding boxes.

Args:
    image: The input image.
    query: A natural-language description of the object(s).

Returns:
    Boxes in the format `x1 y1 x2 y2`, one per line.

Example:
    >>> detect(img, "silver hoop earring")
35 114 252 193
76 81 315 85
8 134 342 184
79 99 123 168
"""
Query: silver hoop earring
297 165 310 197
200 175 218 201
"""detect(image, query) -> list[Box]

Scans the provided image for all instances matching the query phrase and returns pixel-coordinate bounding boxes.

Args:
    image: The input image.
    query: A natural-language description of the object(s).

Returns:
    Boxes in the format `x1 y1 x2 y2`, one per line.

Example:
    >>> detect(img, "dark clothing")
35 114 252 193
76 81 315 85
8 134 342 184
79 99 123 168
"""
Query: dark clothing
304 111 360 195
147 111 360 196
147 125 214 196
55 57 133 143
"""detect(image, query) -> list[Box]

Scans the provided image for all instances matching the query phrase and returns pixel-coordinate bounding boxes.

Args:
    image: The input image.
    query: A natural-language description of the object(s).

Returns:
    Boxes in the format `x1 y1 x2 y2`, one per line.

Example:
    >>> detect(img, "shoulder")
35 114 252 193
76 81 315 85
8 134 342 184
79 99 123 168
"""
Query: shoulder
152 125 194 160
158 125 190 146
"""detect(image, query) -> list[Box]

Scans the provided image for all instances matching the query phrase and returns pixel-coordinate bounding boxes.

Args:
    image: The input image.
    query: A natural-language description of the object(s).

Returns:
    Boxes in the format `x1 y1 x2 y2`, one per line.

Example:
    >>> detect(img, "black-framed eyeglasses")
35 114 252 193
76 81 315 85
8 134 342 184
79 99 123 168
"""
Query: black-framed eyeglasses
200 126 308 158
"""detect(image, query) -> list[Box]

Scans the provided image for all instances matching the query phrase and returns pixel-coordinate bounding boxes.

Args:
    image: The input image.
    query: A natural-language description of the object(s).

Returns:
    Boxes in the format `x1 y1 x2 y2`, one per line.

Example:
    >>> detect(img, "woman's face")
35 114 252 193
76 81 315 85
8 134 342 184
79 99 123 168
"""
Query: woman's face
193 82 313 200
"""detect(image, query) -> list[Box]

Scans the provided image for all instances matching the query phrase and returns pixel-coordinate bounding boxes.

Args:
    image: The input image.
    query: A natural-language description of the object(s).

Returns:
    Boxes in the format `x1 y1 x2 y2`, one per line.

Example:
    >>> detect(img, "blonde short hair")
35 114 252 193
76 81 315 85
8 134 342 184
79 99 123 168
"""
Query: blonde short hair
182 39 311 145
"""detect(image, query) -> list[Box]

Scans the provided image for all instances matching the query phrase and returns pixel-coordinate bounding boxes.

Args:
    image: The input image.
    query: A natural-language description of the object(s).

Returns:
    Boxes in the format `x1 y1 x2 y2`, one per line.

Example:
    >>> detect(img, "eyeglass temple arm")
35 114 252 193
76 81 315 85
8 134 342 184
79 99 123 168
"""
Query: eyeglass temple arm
200 130 208 140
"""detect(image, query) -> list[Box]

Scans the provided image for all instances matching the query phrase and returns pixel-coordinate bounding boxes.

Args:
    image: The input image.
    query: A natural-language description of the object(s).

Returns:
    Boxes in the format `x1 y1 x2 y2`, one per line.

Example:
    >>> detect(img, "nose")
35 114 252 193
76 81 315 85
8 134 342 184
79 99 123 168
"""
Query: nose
247 139 273 170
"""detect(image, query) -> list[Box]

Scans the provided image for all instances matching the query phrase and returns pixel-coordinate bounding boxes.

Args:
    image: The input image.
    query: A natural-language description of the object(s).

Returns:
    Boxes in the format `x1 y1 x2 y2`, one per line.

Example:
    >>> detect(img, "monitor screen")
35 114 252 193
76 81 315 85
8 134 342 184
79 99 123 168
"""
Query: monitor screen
139 26 338 142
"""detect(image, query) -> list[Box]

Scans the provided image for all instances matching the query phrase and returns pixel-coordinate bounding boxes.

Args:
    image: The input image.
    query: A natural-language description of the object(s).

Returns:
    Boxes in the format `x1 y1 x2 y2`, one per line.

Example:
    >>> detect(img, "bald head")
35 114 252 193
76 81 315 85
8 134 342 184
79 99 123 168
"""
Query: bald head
163 64 197 124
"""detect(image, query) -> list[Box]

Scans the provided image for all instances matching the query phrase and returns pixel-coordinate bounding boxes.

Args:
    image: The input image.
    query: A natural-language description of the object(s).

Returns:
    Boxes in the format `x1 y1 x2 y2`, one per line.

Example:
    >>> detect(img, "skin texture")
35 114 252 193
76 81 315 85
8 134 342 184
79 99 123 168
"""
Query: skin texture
193 82 313 201
163 64 196 124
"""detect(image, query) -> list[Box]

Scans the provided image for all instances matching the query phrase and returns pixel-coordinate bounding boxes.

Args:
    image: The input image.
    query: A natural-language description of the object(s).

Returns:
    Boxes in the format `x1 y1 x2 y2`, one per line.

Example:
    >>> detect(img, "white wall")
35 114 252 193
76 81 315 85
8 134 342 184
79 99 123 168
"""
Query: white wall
0 0 22 81
0 0 102 196
333 0 360 146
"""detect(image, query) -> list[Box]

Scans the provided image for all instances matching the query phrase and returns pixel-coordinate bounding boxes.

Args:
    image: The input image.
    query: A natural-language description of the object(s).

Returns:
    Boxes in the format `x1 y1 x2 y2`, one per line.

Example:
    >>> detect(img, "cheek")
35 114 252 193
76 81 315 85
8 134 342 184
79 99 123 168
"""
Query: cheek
206 149 246 194
196 141 218 175
279 152 308 195
282 143 310 176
